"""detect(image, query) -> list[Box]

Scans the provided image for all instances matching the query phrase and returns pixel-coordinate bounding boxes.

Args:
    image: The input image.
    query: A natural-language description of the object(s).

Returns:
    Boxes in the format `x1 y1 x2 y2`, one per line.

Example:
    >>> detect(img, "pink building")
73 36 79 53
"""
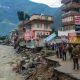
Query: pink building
23 14 53 39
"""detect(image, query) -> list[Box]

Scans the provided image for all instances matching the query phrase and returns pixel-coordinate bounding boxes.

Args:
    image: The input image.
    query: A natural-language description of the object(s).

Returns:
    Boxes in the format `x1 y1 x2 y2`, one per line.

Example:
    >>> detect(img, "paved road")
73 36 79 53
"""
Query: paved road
0 45 24 80
47 56 80 80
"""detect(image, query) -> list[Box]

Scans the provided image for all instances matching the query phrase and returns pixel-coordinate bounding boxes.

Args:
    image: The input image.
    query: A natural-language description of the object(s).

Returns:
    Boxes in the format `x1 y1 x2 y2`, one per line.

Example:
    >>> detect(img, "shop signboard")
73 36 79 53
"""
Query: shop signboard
68 31 80 44
75 16 80 25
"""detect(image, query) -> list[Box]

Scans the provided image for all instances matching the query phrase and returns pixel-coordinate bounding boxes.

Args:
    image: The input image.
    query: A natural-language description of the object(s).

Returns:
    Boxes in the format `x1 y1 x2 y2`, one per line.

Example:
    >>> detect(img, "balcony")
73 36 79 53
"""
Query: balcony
62 15 74 25
62 21 74 26
31 28 52 32
62 11 80 18
62 2 80 11
62 14 80 26
30 15 53 21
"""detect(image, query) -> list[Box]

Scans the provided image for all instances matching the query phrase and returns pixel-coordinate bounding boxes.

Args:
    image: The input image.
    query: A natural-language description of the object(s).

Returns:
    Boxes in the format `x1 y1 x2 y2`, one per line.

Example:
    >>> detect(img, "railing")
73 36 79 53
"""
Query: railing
30 15 53 21
62 11 79 16
62 2 80 10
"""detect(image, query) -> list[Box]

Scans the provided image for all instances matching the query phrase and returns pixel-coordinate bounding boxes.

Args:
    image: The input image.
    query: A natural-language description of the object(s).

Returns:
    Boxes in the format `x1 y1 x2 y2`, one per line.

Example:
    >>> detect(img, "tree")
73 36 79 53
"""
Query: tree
17 11 30 21
17 11 30 32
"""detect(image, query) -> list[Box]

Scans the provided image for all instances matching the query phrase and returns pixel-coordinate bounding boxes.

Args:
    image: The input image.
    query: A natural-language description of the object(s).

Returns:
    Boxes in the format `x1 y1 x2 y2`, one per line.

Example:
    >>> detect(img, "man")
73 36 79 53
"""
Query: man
72 45 80 70
68 44 73 59
62 46 67 61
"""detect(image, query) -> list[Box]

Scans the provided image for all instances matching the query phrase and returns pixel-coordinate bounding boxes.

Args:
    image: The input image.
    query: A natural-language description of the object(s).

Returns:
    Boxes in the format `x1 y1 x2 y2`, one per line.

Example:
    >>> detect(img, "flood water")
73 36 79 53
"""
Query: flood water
0 45 24 80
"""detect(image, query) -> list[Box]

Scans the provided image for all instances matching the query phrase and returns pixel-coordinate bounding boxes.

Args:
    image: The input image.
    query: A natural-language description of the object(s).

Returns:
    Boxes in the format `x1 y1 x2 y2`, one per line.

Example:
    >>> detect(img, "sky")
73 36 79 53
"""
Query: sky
30 0 62 7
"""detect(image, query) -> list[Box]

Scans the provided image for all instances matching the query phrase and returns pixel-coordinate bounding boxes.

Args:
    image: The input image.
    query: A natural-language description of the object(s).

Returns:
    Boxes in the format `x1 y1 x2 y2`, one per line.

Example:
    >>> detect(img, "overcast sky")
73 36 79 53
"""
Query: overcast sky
30 0 62 7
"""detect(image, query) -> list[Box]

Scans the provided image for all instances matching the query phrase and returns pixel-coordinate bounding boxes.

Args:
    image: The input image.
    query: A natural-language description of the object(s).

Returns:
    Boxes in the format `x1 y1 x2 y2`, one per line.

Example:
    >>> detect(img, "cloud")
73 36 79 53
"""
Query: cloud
1 20 16 26
0 4 10 9
30 0 62 7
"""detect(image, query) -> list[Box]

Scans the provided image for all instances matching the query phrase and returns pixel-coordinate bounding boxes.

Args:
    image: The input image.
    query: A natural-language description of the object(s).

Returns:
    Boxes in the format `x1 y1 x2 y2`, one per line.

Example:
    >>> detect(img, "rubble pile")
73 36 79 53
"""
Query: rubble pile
27 64 55 80
12 49 77 80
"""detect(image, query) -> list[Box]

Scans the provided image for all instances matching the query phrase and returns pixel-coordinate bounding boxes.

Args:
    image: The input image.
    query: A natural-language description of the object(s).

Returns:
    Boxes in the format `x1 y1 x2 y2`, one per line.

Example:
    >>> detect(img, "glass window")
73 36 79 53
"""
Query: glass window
37 23 39 28
37 23 42 28
37 33 39 36
44 24 49 29
40 24 42 28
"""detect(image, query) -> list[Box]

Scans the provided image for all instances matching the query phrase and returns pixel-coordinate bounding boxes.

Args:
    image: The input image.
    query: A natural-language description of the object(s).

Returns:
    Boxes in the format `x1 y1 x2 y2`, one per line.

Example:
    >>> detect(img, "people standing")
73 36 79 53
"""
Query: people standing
68 44 73 59
14 35 19 49
59 43 64 58
72 45 80 70
62 46 67 61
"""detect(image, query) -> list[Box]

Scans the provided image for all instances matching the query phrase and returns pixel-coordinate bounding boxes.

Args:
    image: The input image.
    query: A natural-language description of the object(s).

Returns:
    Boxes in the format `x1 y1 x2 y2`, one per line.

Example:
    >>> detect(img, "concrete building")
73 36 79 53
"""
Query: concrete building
23 14 53 39
61 0 80 31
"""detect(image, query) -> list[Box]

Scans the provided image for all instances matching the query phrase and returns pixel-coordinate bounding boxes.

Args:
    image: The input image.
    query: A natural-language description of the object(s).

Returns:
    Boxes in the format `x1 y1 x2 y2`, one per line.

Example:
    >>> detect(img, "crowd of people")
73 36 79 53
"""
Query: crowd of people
50 42 80 70
13 34 80 70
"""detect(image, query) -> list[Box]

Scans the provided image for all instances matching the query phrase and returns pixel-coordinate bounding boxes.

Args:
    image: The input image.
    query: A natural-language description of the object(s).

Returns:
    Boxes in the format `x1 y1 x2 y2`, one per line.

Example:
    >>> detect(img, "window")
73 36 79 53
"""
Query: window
37 23 42 28
37 33 39 37
62 16 73 23
44 24 49 29
39 24 42 28
37 23 39 28
37 32 42 37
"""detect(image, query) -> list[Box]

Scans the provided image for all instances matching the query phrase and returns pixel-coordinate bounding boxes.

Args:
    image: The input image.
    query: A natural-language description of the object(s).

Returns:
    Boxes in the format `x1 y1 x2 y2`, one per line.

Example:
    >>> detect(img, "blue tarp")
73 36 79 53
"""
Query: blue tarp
43 33 56 42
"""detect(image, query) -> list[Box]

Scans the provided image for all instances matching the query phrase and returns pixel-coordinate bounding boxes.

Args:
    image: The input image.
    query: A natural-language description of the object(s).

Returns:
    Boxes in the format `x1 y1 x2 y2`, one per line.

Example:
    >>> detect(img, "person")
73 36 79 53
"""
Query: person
72 45 80 70
62 46 67 61
55 43 59 58
59 43 64 58
45 41 49 50
51 43 54 50
68 44 73 59
14 35 19 49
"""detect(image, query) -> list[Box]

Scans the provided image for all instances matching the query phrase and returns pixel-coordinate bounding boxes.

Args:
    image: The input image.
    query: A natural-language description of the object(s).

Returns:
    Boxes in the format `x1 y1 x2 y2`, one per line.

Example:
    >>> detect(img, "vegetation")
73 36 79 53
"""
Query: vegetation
0 36 8 40
17 11 30 32
17 11 30 21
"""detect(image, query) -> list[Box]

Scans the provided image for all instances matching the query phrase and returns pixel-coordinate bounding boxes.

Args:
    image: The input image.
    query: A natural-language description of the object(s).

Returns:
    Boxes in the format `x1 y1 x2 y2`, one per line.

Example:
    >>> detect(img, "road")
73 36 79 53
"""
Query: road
0 45 24 80
47 56 80 80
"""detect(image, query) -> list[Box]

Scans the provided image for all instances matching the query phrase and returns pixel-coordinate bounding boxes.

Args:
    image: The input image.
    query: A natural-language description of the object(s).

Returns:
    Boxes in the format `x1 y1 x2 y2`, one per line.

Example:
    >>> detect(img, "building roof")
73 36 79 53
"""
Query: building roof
18 14 53 27
62 12 80 18
19 19 53 27
31 14 53 17
61 0 71 3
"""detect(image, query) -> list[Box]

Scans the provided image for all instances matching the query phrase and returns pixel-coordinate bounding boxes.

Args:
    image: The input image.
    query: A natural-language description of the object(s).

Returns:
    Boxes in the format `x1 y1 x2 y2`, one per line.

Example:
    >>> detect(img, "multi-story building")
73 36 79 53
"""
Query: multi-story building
23 14 53 39
61 0 80 31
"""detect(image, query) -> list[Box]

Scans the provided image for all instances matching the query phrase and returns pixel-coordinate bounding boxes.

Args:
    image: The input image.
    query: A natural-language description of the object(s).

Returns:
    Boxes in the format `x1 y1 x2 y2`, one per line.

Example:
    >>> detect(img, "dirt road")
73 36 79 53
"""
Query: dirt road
0 45 24 80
